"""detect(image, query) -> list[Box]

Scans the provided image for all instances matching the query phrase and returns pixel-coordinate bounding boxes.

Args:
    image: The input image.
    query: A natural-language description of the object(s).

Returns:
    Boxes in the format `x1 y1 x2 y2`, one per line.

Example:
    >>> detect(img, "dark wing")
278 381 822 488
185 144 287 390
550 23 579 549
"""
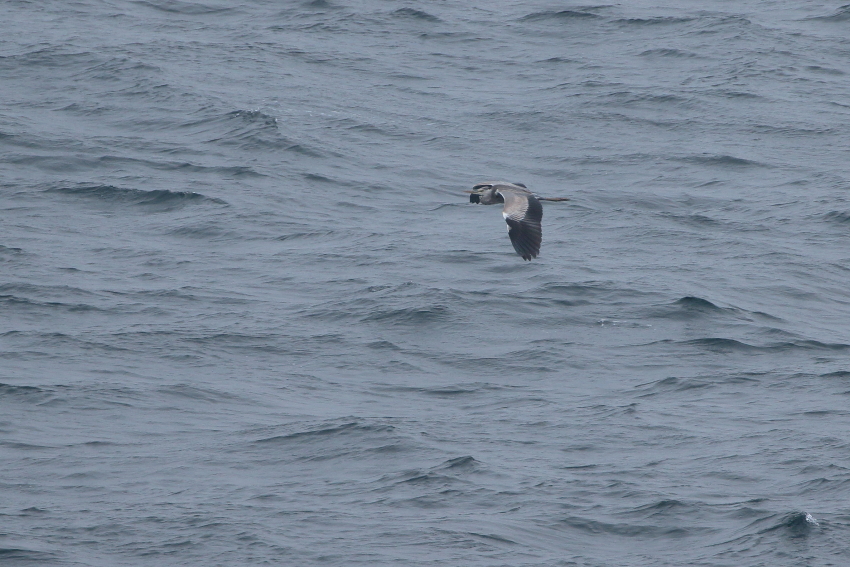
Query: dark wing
499 190 542 260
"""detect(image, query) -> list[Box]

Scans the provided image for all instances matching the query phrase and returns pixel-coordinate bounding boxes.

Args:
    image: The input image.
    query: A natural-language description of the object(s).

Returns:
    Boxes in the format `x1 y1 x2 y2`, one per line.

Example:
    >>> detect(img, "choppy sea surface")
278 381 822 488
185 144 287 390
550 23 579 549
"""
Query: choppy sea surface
3 1 850 565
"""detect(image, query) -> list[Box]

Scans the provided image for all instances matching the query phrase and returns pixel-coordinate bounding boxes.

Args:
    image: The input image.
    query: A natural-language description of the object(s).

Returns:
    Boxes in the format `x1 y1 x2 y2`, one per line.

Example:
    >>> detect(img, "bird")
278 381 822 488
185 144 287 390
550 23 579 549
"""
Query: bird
466 182 568 261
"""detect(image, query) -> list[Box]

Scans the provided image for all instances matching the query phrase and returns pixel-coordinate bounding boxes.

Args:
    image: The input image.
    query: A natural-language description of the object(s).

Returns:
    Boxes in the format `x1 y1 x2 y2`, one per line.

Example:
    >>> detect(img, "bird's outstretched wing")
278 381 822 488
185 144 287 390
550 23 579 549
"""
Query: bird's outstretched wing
499 190 542 260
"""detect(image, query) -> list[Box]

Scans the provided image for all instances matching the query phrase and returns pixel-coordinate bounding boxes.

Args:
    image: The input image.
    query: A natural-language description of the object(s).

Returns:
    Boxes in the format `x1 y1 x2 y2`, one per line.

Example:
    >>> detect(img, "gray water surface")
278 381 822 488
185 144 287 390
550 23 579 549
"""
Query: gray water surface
2 1 850 565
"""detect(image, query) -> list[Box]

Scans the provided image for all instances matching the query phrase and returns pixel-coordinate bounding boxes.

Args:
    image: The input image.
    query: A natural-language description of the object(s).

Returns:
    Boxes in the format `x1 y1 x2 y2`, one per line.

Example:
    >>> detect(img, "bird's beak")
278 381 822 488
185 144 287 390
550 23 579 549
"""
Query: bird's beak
463 190 475 194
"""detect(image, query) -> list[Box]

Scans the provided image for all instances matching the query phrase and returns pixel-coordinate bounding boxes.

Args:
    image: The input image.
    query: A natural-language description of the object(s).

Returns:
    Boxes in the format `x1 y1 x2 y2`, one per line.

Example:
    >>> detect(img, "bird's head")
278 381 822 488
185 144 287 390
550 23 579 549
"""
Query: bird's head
466 183 493 194
466 183 495 204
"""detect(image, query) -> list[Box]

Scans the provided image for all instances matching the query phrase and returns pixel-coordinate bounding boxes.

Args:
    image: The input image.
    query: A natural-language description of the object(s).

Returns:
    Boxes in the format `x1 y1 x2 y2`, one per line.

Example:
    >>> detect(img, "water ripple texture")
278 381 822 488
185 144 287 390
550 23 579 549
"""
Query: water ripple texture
2 1 850 566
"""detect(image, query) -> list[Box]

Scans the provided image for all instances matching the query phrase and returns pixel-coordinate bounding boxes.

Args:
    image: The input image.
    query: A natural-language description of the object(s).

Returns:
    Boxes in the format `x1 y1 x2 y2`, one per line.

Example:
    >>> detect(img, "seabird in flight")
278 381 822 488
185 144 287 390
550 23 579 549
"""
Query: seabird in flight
466 181 568 261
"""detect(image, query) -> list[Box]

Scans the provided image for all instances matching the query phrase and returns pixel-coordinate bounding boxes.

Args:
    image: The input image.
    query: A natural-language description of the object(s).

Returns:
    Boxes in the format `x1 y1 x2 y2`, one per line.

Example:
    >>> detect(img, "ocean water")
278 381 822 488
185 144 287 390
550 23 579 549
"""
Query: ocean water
2 1 850 565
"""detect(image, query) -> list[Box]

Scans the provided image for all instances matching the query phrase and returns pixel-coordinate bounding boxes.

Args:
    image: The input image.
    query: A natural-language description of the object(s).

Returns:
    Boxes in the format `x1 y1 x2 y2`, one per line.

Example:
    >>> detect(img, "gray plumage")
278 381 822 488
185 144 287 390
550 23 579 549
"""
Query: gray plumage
468 181 567 261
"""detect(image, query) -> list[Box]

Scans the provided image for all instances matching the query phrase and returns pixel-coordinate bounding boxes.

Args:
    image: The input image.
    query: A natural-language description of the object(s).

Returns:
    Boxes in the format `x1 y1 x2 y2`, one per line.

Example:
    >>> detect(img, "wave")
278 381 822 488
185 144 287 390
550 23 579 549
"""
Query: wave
0 294 103 313
682 337 850 353
635 374 761 395
0 245 24 258
745 511 821 539
276 230 337 241
131 0 235 15
392 8 441 22
92 155 263 177
621 499 707 522
0 47 95 71
808 4 850 22
676 154 766 168
167 223 237 240
436 455 479 471
647 296 734 321
0 282 98 297
156 384 246 404
249 419 411 463
824 210 850 224
615 16 695 25
676 296 722 311
71 56 162 82
520 10 601 22
373 382 506 398
255 421 395 444
0 383 51 403
681 337 743 351
528 281 657 306
556 514 708 538
714 509 826 561
536 56 577 64
46 184 226 211
603 91 693 107
301 0 337 8
379 456 487 492
298 282 598 330
822 370 850 378
0 548 59 562
362 305 450 324
720 91 768 104
185 110 325 155
639 48 700 58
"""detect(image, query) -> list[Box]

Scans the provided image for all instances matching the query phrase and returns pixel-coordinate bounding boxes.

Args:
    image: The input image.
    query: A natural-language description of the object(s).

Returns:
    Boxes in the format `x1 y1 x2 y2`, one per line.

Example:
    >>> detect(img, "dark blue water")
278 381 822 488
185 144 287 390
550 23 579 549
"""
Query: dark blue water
2 1 850 565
